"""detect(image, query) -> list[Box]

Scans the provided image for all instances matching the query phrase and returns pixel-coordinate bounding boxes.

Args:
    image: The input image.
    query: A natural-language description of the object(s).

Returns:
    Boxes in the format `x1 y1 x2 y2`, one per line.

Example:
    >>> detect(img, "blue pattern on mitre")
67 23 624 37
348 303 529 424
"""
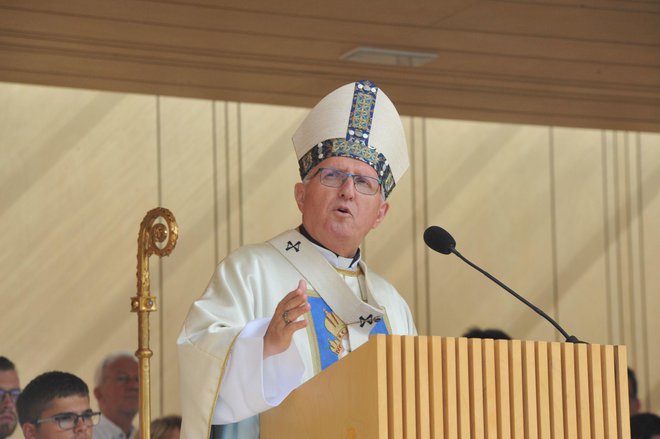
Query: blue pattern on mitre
298 80 396 198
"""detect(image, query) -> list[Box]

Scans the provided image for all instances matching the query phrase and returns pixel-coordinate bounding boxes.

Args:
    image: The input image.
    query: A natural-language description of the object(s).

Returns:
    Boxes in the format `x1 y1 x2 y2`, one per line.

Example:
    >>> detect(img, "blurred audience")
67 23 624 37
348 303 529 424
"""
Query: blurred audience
93 352 139 439
16 371 99 439
629 367 641 416
150 415 181 439
631 413 660 439
0 357 20 439
462 327 512 340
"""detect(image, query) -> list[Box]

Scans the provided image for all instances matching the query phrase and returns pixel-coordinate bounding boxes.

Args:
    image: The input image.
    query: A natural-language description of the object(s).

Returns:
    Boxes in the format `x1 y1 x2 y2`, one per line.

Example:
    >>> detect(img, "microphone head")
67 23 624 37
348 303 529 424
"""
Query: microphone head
423 226 456 255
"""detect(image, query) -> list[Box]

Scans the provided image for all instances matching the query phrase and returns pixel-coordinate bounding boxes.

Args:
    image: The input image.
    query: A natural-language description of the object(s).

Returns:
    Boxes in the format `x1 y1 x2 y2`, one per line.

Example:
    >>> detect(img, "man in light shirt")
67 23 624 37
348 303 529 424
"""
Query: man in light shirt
92 353 138 439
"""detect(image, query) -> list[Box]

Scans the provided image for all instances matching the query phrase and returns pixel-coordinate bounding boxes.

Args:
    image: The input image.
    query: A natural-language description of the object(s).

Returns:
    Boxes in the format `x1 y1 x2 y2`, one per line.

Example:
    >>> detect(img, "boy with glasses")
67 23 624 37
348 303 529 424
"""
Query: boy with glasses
178 80 416 438
0 356 20 439
16 371 99 439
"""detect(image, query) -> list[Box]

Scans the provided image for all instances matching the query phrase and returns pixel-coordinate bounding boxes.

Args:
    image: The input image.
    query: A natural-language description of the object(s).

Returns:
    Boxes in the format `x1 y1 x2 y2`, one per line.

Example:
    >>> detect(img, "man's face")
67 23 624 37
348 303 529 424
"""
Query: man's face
93 358 138 420
295 156 389 257
0 369 19 438
21 395 92 439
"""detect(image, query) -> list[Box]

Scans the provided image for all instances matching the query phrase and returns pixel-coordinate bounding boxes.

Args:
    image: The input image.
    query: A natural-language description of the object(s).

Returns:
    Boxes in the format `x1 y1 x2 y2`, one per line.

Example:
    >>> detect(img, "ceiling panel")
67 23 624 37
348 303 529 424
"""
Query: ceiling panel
0 0 658 132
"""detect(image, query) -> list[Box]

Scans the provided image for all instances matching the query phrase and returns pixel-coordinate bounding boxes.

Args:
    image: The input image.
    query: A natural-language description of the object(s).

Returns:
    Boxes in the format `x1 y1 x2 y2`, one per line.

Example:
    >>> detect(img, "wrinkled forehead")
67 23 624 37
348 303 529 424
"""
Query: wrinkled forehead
104 357 138 376
0 369 19 388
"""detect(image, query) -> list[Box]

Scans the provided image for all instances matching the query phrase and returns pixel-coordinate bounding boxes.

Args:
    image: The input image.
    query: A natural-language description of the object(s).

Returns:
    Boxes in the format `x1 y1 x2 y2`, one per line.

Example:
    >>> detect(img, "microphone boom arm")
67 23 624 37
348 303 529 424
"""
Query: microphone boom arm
450 247 582 344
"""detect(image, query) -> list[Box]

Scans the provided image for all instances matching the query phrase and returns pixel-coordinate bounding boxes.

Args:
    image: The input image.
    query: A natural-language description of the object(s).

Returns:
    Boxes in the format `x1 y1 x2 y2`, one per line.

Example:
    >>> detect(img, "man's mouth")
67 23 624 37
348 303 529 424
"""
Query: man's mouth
0 413 16 422
336 206 352 216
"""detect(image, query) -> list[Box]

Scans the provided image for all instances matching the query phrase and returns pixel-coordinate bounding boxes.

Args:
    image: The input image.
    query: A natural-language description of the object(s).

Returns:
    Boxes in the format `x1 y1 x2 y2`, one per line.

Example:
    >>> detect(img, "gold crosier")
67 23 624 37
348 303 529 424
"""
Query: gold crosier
131 208 178 439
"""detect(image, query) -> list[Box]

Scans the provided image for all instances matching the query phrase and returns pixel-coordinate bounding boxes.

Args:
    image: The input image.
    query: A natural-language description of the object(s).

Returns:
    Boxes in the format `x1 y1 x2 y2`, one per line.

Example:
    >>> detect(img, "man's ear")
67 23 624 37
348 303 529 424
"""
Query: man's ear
93 386 103 403
371 201 390 229
294 183 305 212
22 422 37 439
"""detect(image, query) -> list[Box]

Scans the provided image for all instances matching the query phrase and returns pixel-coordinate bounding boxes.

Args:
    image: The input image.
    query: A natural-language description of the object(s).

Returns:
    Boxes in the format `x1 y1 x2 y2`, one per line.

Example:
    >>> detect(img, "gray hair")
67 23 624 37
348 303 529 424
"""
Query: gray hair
94 350 137 388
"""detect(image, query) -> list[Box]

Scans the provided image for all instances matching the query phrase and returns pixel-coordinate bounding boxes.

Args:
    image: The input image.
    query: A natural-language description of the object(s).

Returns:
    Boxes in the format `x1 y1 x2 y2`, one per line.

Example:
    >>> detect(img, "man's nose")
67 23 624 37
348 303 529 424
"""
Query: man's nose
338 176 355 198
72 415 91 433
0 393 15 407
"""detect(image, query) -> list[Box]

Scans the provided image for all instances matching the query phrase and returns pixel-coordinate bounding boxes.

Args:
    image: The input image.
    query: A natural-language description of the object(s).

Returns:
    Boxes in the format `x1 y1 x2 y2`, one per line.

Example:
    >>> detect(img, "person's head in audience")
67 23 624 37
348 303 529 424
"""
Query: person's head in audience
16 371 99 439
93 352 138 437
0 357 20 439
462 327 512 340
629 367 641 416
631 413 660 439
150 415 181 439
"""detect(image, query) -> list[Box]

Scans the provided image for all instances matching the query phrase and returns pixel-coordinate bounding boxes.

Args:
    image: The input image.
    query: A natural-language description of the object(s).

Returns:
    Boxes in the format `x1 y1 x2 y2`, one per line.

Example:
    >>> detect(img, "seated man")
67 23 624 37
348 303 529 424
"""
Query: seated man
93 352 139 439
0 356 20 439
16 371 100 439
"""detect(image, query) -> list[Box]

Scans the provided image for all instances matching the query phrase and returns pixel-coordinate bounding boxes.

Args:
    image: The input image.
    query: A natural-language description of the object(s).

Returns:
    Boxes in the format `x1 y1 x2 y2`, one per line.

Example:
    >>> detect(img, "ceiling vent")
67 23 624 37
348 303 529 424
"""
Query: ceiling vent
340 47 437 67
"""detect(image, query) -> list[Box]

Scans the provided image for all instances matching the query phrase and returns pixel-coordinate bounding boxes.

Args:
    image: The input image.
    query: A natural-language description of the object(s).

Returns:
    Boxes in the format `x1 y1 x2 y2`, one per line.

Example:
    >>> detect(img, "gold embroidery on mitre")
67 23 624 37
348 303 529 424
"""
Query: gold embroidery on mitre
324 309 347 355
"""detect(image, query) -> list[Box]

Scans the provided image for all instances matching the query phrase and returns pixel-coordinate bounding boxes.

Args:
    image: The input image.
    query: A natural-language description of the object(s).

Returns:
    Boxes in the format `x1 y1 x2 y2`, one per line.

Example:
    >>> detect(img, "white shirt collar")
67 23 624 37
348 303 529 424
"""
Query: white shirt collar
310 241 360 271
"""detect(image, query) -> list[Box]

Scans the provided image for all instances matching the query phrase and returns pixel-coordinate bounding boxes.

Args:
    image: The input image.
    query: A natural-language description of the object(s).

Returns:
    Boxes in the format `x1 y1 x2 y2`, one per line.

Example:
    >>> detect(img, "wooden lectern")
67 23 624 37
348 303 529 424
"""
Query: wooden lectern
261 335 630 438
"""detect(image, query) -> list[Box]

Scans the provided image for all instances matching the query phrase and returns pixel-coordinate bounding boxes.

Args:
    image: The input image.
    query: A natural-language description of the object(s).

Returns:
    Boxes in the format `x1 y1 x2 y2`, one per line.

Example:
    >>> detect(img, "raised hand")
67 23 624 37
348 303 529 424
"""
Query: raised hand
263 279 310 358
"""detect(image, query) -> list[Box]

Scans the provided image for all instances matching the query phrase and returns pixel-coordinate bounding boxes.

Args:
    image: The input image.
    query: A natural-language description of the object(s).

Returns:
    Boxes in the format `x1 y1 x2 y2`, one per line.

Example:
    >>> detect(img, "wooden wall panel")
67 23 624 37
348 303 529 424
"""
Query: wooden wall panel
238 103 306 244
552 127 609 344
1 82 660 439
0 83 158 423
158 96 217 415
423 119 555 342
639 132 660 413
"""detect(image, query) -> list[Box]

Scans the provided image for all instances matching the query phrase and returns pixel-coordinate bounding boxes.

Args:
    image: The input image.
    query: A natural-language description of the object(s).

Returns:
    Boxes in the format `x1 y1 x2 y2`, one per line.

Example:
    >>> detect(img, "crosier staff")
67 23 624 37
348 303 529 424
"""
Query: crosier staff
131 208 178 439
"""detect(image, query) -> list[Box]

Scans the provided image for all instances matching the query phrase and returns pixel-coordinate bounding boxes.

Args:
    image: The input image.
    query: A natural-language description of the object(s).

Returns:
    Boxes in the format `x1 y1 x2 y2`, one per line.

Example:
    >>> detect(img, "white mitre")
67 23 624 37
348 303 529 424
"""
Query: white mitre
292 80 409 198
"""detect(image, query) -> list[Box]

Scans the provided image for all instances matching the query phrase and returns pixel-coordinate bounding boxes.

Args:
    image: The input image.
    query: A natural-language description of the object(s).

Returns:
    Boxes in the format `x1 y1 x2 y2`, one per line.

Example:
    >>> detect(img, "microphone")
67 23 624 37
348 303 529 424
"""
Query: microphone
424 226 583 344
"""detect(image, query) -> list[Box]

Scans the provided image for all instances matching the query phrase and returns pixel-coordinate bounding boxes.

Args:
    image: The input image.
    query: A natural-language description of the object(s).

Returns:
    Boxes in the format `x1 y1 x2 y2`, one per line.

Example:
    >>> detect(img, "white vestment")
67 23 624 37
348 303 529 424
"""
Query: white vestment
177 229 416 439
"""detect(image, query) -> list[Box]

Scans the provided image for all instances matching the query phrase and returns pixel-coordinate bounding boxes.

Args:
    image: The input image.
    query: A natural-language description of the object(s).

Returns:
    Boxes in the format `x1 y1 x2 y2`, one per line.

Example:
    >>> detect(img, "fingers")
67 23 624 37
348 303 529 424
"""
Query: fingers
263 279 310 358
279 279 307 309
276 280 308 322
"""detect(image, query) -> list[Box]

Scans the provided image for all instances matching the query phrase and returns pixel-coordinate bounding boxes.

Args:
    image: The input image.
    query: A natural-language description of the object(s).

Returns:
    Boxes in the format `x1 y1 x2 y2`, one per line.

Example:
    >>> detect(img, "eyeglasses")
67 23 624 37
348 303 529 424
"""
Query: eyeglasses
113 374 139 385
35 411 101 430
0 388 21 403
311 167 381 196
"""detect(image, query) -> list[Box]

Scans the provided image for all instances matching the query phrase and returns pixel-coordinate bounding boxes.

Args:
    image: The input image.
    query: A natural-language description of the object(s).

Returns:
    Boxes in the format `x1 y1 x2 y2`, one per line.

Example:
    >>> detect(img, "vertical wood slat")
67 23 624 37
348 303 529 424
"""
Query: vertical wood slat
416 337 430 439
615 346 631 439
443 337 459 439
263 336 631 439
388 336 403 439
562 343 578 438
428 337 444 439
536 341 552 439
589 344 605 439
575 343 592 438
509 340 524 439
496 340 511 439
457 338 471 439
402 336 417 439
469 338 485 439
482 339 498 439
523 341 538 439
601 345 619 439
548 342 565 439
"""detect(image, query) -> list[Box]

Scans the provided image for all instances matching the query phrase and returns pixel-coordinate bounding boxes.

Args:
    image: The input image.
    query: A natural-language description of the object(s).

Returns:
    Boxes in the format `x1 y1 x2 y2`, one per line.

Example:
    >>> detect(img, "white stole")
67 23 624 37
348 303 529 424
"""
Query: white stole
268 229 385 348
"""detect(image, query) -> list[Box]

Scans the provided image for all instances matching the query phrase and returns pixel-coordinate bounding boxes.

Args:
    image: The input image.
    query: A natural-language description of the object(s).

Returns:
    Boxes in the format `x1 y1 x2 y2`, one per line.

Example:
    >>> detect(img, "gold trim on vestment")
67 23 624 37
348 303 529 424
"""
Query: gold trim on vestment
334 267 362 277
205 331 241 439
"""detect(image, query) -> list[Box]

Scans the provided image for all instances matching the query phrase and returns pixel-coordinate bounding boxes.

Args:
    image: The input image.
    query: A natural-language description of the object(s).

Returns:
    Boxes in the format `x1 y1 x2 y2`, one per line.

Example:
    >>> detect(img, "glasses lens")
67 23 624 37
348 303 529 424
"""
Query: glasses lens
319 168 345 187
56 414 77 430
82 412 100 426
0 389 21 402
353 175 380 195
